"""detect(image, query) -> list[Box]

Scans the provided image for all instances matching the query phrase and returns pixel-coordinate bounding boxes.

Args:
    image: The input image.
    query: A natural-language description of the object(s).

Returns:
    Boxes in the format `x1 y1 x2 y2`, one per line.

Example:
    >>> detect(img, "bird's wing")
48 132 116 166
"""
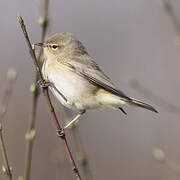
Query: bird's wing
60 57 130 100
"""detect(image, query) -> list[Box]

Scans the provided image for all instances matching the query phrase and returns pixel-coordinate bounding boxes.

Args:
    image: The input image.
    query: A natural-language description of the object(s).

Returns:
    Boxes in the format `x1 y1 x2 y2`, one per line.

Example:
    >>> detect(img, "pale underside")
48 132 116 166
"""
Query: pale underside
42 57 127 110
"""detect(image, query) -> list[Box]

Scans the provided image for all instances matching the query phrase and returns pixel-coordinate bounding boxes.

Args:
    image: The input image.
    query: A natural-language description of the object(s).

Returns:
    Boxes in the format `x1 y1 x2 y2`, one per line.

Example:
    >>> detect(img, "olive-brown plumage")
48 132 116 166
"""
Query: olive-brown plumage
37 33 157 127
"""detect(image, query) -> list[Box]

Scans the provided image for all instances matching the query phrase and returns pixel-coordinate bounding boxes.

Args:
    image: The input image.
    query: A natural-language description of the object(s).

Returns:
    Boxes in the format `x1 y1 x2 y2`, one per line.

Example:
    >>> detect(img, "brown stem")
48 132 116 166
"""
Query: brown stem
18 16 81 180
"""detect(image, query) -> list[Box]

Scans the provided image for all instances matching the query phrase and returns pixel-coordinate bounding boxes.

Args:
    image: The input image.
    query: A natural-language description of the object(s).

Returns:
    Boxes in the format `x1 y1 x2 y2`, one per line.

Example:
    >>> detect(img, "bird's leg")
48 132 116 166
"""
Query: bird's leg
56 110 86 137
64 109 86 129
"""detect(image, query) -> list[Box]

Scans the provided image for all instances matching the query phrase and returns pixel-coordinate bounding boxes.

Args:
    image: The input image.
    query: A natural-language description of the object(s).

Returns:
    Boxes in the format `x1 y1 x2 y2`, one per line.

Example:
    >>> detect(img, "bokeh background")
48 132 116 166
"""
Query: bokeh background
0 0 180 179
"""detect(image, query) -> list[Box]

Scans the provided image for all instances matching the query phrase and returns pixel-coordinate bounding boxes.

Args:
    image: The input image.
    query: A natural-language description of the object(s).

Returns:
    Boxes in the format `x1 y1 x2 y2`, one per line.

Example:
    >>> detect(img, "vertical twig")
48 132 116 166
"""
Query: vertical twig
65 111 93 180
71 126 93 180
24 83 39 180
0 68 17 180
18 16 82 180
23 1 49 180
0 69 17 122
0 124 12 180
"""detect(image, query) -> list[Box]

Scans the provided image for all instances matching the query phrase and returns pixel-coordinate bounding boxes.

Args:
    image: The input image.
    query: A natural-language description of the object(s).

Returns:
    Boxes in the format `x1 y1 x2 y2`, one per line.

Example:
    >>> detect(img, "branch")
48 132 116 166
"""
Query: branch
0 68 17 122
153 148 180 176
127 77 180 115
71 125 93 180
24 1 49 180
64 110 93 180
162 0 180 36
0 124 12 180
24 83 39 180
18 16 81 180
0 68 17 180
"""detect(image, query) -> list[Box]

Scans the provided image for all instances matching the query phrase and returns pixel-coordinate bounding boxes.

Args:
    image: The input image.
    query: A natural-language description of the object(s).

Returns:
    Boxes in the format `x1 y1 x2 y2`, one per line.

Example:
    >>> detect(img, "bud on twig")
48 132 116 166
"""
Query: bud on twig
7 68 17 82
153 148 165 163
39 17 48 28
25 130 36 141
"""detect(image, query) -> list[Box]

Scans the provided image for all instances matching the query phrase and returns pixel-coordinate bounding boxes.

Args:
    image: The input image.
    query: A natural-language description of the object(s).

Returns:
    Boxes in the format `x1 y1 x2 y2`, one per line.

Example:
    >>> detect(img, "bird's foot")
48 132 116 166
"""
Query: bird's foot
37 79 52 89
56 129 65 137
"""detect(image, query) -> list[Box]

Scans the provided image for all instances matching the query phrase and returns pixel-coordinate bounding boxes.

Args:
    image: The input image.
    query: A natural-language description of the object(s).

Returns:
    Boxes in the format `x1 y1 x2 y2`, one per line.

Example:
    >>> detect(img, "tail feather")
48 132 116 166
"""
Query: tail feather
128 98 158 113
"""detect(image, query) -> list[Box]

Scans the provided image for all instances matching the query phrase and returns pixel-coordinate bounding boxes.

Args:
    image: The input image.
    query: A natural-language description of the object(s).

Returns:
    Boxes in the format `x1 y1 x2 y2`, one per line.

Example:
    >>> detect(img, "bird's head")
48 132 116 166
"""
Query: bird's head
35 33 87 60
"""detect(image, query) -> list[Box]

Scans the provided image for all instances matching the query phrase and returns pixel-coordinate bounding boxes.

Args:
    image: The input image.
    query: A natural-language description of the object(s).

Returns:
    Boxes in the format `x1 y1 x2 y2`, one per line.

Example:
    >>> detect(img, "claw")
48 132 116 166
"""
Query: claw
37 80 51 88
56 129 65 137
119 107 127 115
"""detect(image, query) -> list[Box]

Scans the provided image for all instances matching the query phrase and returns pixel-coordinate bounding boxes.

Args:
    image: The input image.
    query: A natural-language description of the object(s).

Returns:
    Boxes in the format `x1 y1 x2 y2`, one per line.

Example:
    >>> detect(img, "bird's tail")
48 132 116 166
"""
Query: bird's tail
127 98 158 113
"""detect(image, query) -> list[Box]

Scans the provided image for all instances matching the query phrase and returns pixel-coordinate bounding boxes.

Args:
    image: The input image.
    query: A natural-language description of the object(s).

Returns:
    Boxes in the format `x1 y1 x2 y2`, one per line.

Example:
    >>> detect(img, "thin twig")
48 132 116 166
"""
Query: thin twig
0 124 12 180
127 78 180 115
24 1 49 180
64 110 93 180
0 69 17 180
24 83 39 180
162 0 180 36
71 126 93 180
153 148 180 176
18 16 81 180
0 69 17 122
149 0 180 114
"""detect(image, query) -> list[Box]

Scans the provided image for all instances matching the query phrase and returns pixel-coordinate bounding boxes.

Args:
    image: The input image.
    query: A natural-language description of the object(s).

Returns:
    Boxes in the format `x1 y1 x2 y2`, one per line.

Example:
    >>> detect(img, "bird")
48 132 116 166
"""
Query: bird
35 33 158 129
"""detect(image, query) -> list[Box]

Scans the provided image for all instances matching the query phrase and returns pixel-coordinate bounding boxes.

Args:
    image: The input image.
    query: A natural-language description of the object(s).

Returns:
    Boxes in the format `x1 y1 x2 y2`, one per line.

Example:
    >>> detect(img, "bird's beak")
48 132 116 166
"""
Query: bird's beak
34 42 46 47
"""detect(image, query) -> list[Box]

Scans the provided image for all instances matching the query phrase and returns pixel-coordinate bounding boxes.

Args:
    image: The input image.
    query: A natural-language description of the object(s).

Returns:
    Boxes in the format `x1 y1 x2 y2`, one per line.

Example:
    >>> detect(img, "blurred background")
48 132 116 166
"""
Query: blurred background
0 0 180 179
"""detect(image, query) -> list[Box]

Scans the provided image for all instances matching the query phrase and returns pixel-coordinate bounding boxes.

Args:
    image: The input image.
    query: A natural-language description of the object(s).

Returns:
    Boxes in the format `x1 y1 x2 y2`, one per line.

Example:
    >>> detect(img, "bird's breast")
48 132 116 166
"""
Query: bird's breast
42 60 98 109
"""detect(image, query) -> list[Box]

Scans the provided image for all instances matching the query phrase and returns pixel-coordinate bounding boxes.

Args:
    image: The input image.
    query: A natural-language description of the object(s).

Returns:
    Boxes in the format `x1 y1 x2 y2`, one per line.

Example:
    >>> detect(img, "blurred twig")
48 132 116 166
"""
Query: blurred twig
24 1 49 180
65 110 93 180
0 124 12 180
162 0 180 36
0 69 17 122
24 83 39 180
18 16 82 180
127 77 180 115
153 148 180 176
0 68 17 180
71 126 93 180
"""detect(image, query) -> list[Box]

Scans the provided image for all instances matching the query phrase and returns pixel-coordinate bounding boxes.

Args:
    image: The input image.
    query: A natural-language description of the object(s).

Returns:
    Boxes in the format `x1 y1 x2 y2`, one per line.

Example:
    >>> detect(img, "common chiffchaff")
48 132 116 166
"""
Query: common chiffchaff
36 33 157 128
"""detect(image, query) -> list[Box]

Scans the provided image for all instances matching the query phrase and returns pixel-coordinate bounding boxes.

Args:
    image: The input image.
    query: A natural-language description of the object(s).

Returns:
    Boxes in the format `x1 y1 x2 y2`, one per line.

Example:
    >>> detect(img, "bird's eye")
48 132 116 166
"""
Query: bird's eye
51 45 58 50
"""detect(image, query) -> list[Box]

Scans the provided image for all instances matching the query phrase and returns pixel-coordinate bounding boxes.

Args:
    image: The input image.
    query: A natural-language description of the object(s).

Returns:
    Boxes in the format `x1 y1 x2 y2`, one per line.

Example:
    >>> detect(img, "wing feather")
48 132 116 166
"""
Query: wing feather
61 59 130 100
